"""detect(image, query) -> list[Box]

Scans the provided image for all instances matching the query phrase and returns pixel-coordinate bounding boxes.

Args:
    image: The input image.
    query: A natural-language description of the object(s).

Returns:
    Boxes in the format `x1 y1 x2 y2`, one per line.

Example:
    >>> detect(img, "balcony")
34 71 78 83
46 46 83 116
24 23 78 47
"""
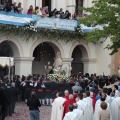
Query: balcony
0 11 103 33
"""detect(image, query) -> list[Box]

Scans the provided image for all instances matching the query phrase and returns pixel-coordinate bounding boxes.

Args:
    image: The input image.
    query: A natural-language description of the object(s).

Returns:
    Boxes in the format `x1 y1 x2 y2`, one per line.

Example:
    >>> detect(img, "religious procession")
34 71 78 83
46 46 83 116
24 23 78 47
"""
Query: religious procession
0 51 120 120
0 0 120 120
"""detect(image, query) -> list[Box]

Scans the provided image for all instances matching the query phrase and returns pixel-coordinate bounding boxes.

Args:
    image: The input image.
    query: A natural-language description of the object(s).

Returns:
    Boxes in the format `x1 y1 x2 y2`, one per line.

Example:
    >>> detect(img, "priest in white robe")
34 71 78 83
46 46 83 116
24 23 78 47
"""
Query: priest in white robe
95 92 107 108
51 91 66 120
111 97 120 120
93 93 112 120
73 103 84 120
77 93 88 120
83 91 93 120
63 105 79 120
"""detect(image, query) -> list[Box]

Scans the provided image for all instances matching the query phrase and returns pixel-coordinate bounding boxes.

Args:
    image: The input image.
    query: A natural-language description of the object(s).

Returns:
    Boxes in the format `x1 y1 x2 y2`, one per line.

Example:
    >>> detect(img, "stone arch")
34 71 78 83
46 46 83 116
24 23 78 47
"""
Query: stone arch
0 39 23 57
0 39 23 76
69 41 91 58
69 41 91 74
30 39 65 58
31 40 64 75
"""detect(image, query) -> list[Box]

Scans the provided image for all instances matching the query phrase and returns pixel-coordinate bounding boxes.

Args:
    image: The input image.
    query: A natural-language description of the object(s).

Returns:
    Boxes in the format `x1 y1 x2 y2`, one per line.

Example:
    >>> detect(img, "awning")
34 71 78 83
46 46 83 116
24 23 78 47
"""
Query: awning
0 57 14 68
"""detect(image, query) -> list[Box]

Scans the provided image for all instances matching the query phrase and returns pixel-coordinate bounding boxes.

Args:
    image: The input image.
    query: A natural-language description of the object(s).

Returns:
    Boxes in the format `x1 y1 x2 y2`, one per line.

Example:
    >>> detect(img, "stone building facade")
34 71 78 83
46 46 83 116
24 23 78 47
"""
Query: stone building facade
0 0 119 76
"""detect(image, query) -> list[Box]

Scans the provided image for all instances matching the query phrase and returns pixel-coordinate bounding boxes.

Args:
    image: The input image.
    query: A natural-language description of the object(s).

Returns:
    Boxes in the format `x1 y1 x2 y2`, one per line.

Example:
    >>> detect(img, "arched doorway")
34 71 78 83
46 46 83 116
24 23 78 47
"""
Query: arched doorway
0 40 20 77
32 42 60 75
71 45 88 75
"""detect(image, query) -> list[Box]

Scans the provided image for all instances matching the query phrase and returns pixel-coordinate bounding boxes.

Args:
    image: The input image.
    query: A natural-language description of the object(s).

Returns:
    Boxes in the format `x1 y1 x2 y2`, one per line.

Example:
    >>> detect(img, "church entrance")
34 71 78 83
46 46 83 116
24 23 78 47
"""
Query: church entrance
71 45 84 75
32 42 60 75
76 0 83 16
42 0 51 11
71 44 89 75
0 41 14 78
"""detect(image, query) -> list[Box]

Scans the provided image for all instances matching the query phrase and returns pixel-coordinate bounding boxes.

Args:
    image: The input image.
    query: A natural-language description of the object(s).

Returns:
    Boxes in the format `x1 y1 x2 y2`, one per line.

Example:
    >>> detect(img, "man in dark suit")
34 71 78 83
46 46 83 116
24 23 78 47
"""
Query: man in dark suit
0 84 8 120
4 83 13 116
45 81 52 105
51 80 58 99
0 87 3 120
11 82 18 113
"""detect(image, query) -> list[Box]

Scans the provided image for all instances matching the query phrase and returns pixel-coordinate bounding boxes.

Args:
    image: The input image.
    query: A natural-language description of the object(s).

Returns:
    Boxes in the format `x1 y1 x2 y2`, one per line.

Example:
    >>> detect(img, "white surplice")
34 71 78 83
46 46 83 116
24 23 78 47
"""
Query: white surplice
77 100 88 120
51 97 66 120
63 112 79 120
106 95 113 106
93 101 112 120
111 97 120 120
83 97 93 120
95 99 107 109
73 109 84 120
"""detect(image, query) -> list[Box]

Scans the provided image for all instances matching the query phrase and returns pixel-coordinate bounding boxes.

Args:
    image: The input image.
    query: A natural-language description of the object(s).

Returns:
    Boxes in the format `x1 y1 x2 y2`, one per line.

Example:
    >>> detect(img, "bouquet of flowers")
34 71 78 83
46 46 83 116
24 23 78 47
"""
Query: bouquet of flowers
47 74 59 80
62 76 69 81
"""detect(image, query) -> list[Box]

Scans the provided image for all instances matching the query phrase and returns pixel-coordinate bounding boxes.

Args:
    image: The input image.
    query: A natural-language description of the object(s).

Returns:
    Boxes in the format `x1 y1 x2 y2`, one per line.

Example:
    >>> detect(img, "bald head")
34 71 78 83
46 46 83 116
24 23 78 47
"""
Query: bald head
69 94 74 99
64 90 69 96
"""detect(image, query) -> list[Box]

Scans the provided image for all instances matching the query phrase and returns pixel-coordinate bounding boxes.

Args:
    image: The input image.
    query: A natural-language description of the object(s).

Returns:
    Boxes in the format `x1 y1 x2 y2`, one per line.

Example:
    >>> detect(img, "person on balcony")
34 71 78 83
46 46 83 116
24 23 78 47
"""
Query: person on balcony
45 6 49 17
13 2 19 13
3 0 11 12
52 8 58 18
0 1 5 10
17 2 23 14
63 10 71 19
33 6 39 15
72 13 77 20
27 5 33 15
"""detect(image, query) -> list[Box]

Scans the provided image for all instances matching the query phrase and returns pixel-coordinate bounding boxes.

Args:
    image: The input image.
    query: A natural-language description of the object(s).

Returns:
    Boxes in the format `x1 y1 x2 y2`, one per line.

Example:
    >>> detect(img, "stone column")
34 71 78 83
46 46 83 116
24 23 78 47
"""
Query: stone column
15 57 34 76
62 58 73 77
51 0 56 10
62 58 73 68
81 58 97 75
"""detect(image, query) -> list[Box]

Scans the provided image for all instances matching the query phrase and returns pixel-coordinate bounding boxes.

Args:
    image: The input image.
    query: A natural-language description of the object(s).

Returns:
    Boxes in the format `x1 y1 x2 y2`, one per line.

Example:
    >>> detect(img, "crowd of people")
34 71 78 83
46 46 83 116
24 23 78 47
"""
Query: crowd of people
0 73 120 120
0 82 18 120
0 0 78 20
51 74 120 120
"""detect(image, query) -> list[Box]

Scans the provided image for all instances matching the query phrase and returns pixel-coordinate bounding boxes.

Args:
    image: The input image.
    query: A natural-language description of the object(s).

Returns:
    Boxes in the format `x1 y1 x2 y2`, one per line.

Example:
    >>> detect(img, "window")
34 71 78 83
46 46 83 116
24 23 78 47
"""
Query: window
76 0 83 16
42 0 51 11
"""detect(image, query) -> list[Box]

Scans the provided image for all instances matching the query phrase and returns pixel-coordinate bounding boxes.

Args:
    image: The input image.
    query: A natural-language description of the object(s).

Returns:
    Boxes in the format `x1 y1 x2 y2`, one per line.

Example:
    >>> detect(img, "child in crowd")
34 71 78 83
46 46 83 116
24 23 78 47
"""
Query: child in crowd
99 102 110 120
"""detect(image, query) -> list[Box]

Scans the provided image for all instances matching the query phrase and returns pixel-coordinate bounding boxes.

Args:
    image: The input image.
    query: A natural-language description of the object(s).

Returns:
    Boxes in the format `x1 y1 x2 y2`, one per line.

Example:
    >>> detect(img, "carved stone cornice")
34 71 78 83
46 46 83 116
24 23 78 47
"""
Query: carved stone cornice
14 57 34 62
62 58 73 63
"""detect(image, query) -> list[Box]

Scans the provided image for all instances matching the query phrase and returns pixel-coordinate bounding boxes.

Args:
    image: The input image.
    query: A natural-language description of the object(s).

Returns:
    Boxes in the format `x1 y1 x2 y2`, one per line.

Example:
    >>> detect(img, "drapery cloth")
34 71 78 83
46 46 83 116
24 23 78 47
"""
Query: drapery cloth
0 57 14 67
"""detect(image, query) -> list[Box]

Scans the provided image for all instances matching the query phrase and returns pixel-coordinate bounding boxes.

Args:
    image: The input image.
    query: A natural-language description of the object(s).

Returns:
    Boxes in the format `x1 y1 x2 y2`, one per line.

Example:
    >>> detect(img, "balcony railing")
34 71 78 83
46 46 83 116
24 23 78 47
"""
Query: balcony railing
0 11 103 32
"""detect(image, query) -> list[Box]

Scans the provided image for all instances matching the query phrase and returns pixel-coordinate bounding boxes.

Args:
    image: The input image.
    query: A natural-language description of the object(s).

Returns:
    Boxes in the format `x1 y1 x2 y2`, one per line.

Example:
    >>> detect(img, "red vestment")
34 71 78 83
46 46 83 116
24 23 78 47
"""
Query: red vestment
63 95 69 100
91 93 96 111
63 99 75 118
73 93 78 101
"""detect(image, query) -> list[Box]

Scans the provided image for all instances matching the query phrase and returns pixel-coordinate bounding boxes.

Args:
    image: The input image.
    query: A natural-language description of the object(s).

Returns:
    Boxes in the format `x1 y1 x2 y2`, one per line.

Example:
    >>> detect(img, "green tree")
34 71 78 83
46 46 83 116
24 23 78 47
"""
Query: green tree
80 0 120 55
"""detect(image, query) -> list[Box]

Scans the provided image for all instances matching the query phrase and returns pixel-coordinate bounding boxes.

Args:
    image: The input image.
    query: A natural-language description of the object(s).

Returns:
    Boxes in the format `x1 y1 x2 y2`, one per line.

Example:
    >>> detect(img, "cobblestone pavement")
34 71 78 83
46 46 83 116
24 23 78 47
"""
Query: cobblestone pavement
5 102 51 120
